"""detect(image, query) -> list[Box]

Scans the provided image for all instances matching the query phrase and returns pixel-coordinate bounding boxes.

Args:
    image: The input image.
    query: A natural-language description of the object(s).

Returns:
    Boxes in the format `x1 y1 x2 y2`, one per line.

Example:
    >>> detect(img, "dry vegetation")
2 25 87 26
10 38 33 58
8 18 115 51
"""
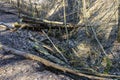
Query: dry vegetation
0 0 120 80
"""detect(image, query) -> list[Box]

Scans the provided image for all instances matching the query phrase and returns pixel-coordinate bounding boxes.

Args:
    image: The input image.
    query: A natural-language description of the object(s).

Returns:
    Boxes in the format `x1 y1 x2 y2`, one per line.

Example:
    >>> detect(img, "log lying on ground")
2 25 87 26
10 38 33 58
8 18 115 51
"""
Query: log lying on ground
0 44 108 80
16 16 81 29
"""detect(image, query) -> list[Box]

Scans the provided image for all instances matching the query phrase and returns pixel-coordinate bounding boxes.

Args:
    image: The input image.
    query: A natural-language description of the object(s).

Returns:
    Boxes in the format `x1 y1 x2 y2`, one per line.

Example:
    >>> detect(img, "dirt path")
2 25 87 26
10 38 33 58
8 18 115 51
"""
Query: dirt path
0 1 73 80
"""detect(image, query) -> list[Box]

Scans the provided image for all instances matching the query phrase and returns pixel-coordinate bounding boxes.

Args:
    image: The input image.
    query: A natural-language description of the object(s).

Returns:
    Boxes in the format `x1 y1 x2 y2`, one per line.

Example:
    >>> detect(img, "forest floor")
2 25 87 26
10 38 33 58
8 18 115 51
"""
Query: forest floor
0 1 74 80
0 1 120 80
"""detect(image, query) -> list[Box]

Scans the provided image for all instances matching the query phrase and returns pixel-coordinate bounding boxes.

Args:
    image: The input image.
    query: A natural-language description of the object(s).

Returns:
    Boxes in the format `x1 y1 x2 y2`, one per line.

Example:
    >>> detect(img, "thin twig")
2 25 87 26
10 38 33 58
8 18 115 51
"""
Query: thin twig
63 0 69 43
91 27 107 56
42 30 68 63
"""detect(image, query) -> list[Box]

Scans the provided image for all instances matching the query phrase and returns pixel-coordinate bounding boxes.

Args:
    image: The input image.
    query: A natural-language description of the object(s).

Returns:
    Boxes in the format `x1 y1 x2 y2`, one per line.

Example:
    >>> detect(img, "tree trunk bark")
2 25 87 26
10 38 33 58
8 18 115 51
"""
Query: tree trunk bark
117 0 120 42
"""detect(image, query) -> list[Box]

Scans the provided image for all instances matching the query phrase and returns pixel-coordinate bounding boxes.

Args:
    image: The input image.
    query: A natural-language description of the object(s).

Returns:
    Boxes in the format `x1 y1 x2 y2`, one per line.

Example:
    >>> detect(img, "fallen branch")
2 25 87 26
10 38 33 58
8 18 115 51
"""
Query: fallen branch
91 27 107 56
19 16 80 29
42 30 68 63
0 22 14 29
29 36 66 65
0 44 108 80
79 68 120 79
22 16 69 25
28 33 65 62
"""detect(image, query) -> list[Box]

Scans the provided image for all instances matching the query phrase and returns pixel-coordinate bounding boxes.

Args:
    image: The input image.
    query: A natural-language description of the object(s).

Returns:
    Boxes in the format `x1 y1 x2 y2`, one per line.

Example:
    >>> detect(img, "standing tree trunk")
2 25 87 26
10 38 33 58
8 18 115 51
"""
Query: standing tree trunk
117 0 120 42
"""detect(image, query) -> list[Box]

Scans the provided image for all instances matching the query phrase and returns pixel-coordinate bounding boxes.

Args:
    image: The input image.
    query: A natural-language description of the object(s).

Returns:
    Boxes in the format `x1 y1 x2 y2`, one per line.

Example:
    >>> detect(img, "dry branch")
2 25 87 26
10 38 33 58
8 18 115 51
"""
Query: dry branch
0 44 108 80
91 27 107 56
19 16 80 29
29 37 66 65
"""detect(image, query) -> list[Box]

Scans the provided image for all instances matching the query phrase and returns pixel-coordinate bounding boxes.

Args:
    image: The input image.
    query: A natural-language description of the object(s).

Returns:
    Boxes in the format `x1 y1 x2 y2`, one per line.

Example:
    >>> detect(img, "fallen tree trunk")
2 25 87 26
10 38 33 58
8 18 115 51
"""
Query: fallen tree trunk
0 44 108 80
